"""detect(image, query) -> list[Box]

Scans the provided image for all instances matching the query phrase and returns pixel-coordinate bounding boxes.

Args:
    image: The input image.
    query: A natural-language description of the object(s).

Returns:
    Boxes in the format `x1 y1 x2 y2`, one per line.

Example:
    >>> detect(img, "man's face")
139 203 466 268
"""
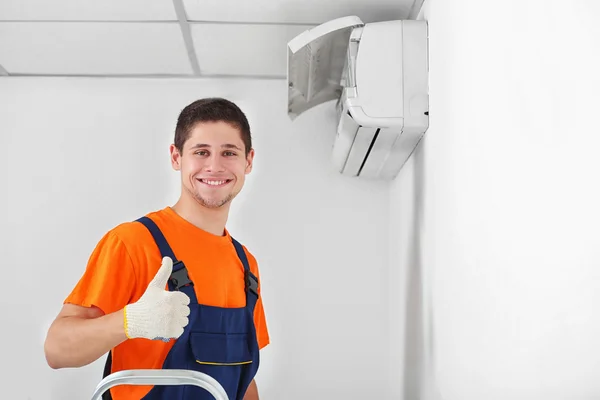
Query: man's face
170 121 254 209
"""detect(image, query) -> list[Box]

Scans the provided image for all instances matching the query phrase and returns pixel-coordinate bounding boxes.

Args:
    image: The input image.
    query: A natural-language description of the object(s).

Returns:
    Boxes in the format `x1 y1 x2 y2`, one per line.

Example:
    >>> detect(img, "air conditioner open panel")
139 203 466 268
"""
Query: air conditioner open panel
287 16 364 119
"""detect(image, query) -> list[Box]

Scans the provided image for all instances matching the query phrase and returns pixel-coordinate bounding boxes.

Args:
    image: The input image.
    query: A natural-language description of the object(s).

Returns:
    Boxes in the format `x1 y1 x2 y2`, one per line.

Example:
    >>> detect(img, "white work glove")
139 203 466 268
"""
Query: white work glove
123 256 191 341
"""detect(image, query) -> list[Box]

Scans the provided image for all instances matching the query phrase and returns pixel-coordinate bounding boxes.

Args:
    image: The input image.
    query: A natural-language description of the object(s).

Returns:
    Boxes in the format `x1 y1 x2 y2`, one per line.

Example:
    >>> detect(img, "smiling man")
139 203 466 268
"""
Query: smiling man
44 98 270 400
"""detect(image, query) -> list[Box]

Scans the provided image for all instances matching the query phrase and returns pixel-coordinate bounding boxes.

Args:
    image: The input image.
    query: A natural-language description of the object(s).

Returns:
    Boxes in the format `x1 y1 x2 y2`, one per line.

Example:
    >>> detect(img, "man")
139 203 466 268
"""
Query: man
44 98 270 400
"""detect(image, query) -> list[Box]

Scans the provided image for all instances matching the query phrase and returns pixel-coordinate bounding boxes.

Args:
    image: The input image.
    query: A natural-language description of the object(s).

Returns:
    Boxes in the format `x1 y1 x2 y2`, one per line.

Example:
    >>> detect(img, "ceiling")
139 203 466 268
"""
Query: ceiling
0 0 422 79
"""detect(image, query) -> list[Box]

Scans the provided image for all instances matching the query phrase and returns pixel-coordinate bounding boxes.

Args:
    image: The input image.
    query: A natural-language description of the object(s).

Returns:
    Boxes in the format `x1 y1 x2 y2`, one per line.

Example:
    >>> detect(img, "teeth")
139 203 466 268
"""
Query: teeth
202 179 227 186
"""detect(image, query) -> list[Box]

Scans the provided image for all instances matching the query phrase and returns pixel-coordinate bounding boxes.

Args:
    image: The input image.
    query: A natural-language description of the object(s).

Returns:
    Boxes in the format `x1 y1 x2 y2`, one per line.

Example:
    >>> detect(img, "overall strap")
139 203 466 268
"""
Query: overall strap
231 237 260 311
136 216 177 261
135 216 197 303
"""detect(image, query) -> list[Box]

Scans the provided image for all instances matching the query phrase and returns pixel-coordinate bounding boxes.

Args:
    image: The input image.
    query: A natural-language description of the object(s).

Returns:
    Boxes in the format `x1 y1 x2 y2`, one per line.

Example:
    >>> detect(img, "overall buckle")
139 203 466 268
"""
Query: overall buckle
245 270 259 297
170 261 193 291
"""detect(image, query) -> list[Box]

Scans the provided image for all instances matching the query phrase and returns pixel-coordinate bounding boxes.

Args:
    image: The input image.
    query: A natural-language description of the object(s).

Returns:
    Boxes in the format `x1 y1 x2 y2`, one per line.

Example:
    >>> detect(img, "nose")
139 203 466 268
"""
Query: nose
204 153 226 172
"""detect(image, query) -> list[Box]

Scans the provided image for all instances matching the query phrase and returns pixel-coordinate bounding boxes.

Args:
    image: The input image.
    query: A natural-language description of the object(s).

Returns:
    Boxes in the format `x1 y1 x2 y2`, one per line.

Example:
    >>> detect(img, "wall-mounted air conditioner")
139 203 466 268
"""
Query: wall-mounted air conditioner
287 16 429 180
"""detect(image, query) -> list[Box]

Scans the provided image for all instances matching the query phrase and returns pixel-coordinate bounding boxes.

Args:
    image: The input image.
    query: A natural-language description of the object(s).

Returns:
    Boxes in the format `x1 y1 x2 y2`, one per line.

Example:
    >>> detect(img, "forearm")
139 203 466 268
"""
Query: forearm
44 309 128 369
243 379 259 400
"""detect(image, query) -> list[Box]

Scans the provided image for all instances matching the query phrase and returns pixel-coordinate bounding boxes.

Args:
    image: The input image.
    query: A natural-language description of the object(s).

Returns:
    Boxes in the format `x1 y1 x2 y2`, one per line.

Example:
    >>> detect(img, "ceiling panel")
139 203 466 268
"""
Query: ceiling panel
0 0 177 21
182 0 412 24
190 23 311 77
0 22 193 75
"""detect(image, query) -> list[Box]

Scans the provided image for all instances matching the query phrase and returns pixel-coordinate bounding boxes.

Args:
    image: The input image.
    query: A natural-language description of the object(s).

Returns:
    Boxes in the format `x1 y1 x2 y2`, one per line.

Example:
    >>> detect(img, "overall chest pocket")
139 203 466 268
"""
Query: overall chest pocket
190 332 253 366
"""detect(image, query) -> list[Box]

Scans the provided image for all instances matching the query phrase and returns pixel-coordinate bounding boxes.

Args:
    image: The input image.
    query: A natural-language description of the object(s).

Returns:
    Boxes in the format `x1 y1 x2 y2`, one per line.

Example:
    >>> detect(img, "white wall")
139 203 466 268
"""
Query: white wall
0 77 394 399
391 1 600 399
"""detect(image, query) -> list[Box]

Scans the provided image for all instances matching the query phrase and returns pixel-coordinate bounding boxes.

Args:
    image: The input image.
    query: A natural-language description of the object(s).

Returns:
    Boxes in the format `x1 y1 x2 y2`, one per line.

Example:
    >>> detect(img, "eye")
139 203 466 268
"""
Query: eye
224 151 237 156
195 150 209 156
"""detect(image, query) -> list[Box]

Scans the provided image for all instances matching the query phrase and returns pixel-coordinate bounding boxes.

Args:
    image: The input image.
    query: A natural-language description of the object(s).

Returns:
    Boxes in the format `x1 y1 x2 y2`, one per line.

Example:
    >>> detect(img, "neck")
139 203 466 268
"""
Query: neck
171 194 230 237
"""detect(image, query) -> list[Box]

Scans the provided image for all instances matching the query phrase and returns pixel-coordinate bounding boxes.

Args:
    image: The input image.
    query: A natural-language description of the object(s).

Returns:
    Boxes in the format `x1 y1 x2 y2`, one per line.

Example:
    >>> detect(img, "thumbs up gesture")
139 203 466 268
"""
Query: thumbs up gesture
123 257 191 341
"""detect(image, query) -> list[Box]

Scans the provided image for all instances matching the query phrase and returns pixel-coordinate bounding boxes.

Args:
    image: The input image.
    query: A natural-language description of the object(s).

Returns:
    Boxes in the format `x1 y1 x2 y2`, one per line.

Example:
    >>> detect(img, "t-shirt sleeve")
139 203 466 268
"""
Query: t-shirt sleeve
253 292 270 350
248 252 270 350
64 230 137 316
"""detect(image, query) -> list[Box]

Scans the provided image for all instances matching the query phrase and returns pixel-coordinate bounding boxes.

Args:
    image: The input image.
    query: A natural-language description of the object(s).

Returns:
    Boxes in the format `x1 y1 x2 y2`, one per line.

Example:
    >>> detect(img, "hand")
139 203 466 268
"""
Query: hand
123 257 191 341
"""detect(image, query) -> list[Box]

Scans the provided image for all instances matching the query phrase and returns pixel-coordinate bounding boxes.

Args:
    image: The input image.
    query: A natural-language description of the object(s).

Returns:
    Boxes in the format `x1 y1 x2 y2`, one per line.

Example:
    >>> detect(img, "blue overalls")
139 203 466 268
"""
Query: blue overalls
102 216 261 400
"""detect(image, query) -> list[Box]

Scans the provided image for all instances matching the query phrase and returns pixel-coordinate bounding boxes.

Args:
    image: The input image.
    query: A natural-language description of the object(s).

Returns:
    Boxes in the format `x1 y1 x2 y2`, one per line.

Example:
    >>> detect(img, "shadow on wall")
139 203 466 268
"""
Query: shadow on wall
402 139 436 400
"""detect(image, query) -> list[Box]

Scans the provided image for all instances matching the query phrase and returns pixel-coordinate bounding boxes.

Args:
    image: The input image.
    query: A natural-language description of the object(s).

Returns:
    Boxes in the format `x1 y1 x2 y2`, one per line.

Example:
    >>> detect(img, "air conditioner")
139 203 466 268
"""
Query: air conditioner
286 16 429 180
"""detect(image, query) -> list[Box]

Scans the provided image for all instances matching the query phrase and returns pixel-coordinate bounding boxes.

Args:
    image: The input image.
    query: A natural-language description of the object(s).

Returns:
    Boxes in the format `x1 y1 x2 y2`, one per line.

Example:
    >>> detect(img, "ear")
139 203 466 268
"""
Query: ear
170 144 182 171
245 148 255 174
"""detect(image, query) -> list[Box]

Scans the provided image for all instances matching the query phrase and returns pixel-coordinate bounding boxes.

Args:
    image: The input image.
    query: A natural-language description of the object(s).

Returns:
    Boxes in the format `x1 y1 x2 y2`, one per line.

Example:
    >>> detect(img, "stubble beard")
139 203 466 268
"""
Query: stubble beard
195 192 234 209
186 184 237 209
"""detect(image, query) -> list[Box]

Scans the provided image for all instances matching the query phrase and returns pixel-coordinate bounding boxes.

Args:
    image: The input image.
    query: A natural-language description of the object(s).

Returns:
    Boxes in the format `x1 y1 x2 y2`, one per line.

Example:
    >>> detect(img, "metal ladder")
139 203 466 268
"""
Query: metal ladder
90 369 229 400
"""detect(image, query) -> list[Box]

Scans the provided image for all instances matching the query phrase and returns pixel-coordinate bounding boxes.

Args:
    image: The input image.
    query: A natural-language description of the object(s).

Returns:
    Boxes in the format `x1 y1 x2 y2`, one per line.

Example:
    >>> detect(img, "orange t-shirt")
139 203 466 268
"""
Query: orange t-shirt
64 206 270 400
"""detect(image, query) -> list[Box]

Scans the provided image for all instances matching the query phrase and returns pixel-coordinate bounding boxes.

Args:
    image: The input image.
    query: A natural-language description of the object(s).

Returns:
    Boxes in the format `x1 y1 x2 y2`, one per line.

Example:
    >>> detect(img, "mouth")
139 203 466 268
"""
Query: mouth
197 178 233 188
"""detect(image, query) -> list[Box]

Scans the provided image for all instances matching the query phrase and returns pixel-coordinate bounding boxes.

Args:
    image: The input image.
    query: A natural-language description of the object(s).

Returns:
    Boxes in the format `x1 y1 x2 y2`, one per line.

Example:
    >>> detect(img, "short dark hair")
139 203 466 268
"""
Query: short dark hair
174 98 252 155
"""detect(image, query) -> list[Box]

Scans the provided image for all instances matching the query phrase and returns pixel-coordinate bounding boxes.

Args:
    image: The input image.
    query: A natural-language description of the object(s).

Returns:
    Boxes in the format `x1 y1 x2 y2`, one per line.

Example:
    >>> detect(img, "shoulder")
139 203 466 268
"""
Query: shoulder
109 220 152 244
236 241 261 277
96 209 167 257
241 243 257 263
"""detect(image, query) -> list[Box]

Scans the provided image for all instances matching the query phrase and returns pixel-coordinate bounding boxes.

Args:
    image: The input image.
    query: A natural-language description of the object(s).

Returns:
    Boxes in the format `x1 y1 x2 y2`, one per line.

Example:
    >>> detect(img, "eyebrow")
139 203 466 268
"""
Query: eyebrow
190 143 242 151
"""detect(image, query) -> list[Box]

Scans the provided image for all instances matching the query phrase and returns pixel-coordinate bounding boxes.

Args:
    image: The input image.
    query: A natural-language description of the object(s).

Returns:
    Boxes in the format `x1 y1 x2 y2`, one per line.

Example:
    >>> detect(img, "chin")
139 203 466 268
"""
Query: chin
194 193 235 209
